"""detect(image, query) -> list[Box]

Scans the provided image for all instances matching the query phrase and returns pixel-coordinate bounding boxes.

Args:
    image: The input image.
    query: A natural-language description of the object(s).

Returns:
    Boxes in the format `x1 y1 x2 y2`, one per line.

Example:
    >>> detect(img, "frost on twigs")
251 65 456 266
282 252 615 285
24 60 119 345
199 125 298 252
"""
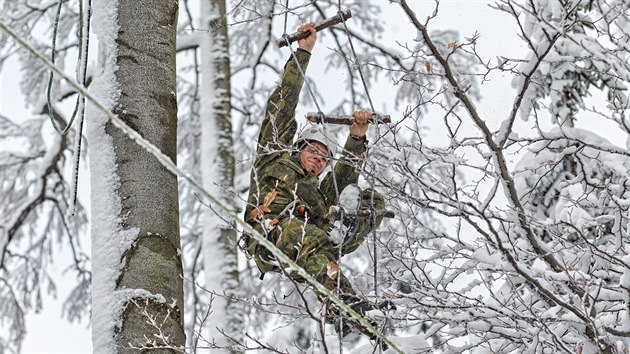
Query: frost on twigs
362 1 630 352
121 296 185 353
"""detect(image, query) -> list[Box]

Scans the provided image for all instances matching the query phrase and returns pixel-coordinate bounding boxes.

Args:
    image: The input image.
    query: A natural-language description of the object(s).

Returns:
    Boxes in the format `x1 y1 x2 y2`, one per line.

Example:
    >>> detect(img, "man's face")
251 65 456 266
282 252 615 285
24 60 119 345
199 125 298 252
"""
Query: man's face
299 141 330 176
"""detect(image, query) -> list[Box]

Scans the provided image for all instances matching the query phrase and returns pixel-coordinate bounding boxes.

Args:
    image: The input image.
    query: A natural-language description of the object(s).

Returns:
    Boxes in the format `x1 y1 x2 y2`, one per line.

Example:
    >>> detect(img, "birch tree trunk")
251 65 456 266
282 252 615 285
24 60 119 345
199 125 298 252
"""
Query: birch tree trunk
198 0 242 350
89 0 184 352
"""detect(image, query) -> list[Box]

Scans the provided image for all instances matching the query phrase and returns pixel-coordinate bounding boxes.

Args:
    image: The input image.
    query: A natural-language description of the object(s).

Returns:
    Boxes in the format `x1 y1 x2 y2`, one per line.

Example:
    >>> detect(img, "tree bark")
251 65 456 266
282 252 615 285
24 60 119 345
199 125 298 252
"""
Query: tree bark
199 0 242 350
109 0 184 351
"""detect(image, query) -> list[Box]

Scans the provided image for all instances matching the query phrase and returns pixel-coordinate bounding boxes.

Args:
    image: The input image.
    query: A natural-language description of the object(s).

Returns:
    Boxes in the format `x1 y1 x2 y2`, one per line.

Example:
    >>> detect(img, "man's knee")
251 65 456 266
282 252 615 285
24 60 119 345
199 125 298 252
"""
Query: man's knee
278 219 335 261
279 221 345 290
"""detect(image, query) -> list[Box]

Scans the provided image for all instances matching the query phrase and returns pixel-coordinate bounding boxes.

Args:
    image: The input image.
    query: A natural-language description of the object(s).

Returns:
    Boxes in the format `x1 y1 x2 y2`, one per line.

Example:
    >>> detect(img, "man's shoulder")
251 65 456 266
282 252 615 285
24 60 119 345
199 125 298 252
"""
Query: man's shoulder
260 155 305 181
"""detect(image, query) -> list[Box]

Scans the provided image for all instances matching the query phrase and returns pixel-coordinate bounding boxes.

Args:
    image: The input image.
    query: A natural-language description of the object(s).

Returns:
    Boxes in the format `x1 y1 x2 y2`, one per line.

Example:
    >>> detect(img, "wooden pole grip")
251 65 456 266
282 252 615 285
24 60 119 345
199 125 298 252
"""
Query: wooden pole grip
329 206 396 219
306 112 392 125
275 9 352 48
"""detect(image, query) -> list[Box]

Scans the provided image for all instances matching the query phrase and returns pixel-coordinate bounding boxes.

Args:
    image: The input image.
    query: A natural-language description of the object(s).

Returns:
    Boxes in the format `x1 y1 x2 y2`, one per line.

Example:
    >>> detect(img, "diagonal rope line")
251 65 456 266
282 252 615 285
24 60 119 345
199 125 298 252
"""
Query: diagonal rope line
280 10 348 349
1 14 405 354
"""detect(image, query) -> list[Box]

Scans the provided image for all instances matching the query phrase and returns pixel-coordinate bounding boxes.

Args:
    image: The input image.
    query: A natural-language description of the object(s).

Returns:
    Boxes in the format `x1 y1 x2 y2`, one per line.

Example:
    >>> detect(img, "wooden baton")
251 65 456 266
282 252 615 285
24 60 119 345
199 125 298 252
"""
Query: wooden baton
306 112 392 125
275 9 352 48
329 206 396 220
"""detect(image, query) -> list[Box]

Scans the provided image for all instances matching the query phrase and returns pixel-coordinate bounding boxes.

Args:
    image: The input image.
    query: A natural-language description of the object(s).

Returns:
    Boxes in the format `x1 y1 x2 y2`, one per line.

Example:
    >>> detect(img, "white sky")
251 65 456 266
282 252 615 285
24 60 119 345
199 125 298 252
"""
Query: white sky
3 0 624 352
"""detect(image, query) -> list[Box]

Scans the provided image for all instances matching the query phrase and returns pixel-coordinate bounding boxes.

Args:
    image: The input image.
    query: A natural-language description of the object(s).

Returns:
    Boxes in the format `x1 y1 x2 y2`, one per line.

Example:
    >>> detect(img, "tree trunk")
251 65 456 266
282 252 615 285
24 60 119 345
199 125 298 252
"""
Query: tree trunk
89 0 184 352
199 0 242 350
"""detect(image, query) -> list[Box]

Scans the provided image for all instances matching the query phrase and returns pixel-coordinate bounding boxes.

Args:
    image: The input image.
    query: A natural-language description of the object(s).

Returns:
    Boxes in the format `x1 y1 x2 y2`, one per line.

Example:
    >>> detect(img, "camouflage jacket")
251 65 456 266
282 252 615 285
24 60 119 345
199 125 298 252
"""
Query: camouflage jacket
245 49 367 233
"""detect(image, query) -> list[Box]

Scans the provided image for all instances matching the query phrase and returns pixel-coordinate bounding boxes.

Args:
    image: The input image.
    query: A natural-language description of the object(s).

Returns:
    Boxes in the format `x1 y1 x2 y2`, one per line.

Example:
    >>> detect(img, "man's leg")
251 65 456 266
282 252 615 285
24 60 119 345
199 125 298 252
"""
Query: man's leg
274 218 388 338
275 218 355 296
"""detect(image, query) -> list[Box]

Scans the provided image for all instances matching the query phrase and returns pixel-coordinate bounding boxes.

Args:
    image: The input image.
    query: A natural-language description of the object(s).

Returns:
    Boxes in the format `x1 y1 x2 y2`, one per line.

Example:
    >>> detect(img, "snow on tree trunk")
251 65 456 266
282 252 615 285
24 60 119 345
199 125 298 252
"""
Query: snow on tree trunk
88 0 184 352
198 0 241 350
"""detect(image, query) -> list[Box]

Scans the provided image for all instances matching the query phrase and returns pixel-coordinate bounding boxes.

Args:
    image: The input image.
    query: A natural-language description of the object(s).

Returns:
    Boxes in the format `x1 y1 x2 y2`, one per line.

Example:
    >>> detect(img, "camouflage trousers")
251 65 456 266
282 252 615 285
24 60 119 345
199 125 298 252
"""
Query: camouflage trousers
255 188 385 297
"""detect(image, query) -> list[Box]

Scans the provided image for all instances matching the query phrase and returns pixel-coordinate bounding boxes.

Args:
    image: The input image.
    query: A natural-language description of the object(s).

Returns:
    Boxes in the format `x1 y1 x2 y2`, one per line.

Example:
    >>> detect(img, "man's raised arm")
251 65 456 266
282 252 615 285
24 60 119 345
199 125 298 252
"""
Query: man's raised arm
255 23 317 165
320 111 371 206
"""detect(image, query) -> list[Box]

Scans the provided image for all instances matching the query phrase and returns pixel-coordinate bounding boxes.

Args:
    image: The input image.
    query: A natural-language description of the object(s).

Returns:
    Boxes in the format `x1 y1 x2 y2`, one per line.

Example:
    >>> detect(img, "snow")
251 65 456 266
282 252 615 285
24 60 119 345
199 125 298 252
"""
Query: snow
1 127 61 254
348 334 430 354
197 1 231 349
338 183 361 212
495 118 512 146
620 255 630 333
471 247 502 267
86 1 137 353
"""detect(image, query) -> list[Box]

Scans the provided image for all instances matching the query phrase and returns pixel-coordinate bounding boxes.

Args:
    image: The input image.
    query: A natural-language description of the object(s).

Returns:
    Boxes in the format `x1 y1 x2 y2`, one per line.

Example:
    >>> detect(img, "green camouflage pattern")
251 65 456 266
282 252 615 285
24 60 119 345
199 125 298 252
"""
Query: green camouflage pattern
252 188 385 297
259 217 355 294
244 49 382 296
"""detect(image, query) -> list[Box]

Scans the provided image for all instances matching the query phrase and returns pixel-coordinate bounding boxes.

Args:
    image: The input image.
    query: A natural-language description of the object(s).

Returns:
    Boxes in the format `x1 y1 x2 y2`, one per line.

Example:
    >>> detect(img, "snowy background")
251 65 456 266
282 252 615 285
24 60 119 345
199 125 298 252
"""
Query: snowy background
2 0 630 352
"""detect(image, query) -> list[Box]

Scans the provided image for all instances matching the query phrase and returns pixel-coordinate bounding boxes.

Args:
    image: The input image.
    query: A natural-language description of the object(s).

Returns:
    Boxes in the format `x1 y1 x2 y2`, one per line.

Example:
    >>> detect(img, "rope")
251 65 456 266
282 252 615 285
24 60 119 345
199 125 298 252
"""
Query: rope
335 2 386 351
335 192 344 354
47 0 87 136
332 8 385 300
336 10 376 113
281 5 388 350
280 8 347 350
70 0 92 216
283 0 289 36
369 171 384 353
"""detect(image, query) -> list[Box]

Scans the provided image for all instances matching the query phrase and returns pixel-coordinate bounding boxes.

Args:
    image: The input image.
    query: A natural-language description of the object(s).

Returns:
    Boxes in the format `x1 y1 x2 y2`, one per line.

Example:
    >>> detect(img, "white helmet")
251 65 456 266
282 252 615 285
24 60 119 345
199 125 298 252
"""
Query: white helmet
296 125 338 158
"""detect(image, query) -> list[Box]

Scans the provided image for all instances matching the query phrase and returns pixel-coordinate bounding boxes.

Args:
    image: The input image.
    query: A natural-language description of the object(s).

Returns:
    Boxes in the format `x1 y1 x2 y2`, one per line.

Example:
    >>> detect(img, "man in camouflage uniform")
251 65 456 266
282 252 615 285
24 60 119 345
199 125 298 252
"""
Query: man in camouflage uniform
244 23 384 305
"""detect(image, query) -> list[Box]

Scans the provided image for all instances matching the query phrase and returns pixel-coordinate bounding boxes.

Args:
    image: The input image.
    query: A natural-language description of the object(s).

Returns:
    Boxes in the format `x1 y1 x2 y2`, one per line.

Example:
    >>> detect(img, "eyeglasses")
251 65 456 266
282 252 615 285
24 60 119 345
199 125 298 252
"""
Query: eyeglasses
303 147 330 162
